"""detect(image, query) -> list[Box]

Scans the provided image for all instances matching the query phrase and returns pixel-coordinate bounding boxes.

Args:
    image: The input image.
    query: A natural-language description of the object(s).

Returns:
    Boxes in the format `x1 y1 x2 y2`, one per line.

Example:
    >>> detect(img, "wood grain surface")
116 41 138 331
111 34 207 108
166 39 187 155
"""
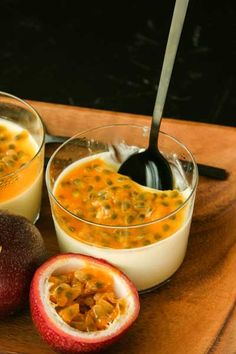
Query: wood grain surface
0 101 236 354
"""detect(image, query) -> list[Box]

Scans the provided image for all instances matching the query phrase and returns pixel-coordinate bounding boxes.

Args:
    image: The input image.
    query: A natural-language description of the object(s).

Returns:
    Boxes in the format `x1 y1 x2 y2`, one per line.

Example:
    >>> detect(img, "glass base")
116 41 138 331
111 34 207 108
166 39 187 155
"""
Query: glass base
138 278 171 295
33 211 40 224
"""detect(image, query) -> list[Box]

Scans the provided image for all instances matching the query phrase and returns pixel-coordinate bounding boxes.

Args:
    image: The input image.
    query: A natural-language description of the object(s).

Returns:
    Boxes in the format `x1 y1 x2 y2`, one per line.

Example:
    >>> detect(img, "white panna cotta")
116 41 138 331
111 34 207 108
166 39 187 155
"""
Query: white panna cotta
48 152 195 292
0 118 44 222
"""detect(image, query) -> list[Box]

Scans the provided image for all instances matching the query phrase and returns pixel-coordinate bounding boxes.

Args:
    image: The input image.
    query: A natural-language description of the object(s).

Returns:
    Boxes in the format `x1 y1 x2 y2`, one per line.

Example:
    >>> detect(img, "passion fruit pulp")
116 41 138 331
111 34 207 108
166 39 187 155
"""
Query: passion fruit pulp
0 212 47 318
30 253 140 354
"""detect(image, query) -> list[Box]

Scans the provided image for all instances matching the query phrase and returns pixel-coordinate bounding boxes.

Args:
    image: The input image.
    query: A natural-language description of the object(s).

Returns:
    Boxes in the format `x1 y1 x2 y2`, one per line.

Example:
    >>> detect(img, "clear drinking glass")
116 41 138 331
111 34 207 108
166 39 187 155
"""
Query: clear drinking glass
0 91 45 223
46 124 198 292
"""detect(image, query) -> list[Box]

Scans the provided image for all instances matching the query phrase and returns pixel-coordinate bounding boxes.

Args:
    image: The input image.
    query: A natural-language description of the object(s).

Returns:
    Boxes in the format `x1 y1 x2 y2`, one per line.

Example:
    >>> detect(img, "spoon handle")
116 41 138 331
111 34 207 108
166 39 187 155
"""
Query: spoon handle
150 0 189 152
45 133 68 144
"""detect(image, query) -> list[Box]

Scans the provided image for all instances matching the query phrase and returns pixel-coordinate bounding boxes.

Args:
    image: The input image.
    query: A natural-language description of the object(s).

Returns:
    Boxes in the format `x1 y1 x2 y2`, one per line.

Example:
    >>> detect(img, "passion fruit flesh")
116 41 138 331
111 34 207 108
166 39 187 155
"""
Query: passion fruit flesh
30 253 140 354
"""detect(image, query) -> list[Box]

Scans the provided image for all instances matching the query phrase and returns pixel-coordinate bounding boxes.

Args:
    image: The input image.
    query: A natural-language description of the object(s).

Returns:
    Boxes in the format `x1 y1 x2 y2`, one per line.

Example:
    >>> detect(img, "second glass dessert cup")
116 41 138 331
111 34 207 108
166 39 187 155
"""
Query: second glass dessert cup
0 91 45 223
46 124 198 292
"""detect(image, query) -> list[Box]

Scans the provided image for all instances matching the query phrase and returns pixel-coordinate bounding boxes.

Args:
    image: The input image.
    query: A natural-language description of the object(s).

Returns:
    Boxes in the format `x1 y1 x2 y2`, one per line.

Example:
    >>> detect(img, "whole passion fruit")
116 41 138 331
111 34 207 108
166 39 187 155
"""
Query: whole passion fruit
0 212 47 318
30 253 140 354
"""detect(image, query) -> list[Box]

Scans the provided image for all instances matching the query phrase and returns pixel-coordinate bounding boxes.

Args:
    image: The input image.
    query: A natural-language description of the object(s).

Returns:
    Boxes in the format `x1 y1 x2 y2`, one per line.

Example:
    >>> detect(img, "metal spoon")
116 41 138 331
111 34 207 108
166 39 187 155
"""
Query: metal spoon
45 135 228 181
118 0 189 190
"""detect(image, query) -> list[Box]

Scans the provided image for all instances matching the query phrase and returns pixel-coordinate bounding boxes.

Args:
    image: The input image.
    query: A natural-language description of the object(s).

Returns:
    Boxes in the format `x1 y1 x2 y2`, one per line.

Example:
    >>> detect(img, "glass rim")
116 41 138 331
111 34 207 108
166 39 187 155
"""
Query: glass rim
0 91 45 179
46 123 199 229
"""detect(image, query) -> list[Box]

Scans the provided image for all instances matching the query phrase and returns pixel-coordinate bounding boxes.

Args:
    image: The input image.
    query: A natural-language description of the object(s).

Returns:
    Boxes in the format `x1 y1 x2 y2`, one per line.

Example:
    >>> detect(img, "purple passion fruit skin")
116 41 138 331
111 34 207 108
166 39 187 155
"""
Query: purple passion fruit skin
30 253 140 354
0 212 47 318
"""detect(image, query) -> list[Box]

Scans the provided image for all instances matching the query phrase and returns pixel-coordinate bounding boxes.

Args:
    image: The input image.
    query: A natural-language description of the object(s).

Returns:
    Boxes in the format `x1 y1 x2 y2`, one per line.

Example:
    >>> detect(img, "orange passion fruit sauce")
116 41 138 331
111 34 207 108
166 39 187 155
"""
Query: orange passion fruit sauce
53 157 186 249
0 122 38 201
49 266 126 331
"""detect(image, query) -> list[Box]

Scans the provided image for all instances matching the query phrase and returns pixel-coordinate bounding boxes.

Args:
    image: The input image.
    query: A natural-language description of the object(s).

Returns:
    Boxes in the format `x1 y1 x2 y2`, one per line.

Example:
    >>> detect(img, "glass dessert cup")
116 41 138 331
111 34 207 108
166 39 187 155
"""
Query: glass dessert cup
46 124 198 292
0 92 45 223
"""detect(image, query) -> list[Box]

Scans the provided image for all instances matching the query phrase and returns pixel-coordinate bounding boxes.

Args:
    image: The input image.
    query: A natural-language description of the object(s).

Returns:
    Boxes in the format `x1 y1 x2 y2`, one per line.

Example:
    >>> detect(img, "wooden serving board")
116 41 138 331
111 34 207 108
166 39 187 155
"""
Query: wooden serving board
0 101 236 354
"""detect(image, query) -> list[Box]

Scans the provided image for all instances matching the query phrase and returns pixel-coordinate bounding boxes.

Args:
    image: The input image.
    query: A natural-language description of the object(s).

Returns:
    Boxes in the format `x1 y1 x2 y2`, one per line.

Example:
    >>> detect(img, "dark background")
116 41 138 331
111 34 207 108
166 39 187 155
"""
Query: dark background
0 0 235 126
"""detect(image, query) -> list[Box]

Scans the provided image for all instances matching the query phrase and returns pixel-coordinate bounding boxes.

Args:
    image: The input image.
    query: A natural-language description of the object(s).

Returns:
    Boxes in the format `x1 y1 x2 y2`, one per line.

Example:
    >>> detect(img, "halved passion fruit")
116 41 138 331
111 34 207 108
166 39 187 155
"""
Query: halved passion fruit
30 253 140 353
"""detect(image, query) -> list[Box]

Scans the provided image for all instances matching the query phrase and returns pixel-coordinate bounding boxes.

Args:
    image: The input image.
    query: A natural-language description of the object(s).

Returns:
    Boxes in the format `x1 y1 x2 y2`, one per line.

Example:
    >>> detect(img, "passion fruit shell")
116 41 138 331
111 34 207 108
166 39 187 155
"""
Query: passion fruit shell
0 212 47 318
30 253 140 354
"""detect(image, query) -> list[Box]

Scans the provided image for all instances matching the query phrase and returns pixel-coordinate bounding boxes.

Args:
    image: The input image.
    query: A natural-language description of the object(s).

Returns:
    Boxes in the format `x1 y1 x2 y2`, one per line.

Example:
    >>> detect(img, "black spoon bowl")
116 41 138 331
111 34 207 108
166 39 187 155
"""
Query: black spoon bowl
118 0 189 190
118 143 173 190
